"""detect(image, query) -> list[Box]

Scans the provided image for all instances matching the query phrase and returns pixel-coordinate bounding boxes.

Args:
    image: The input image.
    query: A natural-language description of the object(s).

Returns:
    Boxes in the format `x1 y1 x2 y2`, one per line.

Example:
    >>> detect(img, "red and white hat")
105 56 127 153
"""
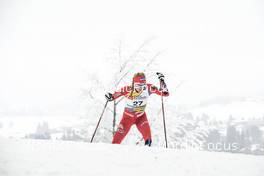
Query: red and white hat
133 72 146 84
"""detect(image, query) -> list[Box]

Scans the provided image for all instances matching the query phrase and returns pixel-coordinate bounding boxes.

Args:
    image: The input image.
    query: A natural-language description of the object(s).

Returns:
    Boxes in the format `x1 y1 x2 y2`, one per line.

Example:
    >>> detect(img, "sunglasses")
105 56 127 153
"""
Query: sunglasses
134 83 146 89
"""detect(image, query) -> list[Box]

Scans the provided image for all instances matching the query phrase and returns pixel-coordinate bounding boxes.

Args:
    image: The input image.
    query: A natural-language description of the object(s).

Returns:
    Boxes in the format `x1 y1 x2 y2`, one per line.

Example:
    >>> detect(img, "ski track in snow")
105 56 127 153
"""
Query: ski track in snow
0 137 263 176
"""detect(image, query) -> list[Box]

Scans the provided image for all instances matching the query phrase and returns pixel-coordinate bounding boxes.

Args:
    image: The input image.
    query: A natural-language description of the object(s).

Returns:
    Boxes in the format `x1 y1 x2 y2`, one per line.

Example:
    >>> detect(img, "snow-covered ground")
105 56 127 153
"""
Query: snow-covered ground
0 137 263 176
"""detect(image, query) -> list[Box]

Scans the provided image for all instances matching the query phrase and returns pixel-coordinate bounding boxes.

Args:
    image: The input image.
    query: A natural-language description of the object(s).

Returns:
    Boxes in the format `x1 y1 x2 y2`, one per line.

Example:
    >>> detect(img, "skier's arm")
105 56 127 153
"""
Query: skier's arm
148 83 169 97
108 86 131 100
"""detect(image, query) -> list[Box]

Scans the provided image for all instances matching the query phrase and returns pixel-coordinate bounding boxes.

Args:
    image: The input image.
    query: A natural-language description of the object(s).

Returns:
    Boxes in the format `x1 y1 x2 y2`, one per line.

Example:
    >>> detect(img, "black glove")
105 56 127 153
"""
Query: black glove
105 92 114 101
156 72 165 81
157 72 169 93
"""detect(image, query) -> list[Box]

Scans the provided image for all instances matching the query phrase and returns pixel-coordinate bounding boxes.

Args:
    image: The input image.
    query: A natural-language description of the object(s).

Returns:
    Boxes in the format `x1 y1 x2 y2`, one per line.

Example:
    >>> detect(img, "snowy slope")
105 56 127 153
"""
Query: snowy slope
0 137 263 176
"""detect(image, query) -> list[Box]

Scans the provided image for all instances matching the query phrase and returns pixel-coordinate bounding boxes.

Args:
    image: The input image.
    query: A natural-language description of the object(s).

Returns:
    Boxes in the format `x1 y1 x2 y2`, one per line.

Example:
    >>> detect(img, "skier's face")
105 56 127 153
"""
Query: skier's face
134 83 145 92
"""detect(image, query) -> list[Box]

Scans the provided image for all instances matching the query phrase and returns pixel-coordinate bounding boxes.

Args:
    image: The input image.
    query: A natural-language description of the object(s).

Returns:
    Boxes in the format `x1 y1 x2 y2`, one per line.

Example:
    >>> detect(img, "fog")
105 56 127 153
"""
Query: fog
0 0 264 116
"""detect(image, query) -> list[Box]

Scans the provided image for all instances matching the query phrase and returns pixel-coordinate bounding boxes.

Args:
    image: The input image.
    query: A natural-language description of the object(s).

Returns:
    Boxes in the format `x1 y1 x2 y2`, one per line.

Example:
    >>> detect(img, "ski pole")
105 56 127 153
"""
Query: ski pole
90 100 109 143
136 83 168 147
160 81 168 148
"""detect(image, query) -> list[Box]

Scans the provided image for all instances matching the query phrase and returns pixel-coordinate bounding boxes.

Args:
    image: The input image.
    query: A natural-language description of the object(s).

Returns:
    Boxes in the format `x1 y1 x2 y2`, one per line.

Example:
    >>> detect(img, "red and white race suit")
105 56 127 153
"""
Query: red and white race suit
111 83 169 144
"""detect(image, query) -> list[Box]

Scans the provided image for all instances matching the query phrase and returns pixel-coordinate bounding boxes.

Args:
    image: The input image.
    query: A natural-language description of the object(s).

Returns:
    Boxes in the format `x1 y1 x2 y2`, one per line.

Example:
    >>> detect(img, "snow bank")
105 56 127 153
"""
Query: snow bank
0 137 263 176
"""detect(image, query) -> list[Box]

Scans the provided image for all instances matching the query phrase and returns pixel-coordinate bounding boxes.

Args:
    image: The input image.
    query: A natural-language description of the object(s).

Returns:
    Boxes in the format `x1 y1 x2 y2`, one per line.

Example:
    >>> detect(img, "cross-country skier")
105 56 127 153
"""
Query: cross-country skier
105 72 169 146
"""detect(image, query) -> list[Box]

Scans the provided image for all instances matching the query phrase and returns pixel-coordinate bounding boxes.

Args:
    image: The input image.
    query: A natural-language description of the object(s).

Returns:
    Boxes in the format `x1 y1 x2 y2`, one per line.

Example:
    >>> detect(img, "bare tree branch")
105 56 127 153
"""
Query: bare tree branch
143 50 163 72
115 50 162 106
129 37 156 59
114 37 156 88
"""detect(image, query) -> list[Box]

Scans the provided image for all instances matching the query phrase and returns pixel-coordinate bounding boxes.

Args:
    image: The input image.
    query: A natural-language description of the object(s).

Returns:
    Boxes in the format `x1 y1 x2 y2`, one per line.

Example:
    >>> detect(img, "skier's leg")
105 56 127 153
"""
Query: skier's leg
136 113 152 146
112 113 134 144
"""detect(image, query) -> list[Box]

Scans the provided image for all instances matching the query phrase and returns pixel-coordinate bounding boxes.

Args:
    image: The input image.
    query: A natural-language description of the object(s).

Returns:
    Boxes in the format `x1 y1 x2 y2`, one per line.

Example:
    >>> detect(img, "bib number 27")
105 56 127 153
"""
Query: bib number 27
133 100 143 106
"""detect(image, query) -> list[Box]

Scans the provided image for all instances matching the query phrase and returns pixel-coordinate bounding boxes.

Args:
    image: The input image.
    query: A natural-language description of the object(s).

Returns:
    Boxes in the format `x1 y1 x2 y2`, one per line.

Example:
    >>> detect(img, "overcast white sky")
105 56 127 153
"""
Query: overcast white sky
0 0 264 116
